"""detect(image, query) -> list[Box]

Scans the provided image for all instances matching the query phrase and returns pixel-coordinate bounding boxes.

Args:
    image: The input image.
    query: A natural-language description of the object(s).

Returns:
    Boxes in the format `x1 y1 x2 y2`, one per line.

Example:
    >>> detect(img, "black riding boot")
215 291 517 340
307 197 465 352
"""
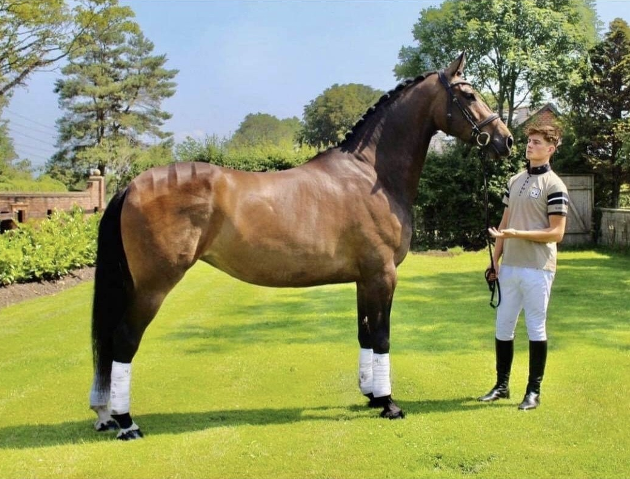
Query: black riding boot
478 338 513 402
518 340 548 410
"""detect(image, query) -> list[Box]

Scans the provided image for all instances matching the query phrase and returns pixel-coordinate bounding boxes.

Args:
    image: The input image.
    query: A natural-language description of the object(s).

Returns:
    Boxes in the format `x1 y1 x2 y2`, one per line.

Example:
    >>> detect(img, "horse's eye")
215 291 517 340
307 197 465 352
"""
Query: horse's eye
463 92 476 101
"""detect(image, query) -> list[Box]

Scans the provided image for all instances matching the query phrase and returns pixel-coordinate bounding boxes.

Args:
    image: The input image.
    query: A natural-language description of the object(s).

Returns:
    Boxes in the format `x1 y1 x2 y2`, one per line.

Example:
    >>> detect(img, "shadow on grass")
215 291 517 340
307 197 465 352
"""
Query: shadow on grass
159 270 497 355
0 396 504 449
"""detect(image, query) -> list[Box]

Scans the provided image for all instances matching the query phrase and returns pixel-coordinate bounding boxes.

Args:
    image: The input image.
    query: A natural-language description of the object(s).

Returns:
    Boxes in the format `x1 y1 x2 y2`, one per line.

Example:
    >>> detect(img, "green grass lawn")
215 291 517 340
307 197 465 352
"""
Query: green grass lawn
0 250 628 478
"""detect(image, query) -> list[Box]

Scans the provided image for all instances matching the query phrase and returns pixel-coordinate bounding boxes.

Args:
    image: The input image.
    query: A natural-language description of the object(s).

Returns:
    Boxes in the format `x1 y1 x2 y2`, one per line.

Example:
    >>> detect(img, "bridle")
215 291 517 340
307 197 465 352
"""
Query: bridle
438 70 500 150
438 69 502 308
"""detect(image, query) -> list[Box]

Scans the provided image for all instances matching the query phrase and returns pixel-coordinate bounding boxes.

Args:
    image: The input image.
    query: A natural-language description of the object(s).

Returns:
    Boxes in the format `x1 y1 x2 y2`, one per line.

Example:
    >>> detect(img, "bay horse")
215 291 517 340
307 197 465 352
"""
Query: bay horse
90 53 513 440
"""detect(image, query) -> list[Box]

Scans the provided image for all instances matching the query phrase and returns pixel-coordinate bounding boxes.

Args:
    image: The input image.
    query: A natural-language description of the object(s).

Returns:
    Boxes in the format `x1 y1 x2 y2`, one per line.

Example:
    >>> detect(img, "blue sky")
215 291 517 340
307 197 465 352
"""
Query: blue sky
3 0 628 169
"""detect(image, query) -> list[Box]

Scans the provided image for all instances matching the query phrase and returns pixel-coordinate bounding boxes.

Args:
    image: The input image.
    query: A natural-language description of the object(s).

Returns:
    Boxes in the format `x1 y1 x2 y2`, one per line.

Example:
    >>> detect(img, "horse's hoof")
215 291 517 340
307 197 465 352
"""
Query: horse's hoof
116 424 144 440
117 428 144 440
379 397 405 419
380 407 405 420
95 419 119 432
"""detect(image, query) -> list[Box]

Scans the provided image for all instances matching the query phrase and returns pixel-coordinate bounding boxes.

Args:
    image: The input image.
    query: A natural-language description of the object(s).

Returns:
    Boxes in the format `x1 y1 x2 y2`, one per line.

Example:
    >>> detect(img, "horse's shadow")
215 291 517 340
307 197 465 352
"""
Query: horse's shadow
0 396 509 449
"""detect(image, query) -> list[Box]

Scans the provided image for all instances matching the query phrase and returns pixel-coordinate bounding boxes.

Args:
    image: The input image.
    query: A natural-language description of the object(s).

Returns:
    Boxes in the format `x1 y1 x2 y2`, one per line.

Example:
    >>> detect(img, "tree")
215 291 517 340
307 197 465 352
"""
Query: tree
567 18 630 208
299 83 383 147
394 0 598 129
0 0 77 98
49 0 177 183
229 113 301 149
0 101 17 176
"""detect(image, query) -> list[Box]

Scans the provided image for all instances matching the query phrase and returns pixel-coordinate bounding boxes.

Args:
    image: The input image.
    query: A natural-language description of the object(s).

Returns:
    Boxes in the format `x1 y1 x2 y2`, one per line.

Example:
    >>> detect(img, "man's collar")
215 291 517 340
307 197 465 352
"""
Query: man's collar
527 161 551 175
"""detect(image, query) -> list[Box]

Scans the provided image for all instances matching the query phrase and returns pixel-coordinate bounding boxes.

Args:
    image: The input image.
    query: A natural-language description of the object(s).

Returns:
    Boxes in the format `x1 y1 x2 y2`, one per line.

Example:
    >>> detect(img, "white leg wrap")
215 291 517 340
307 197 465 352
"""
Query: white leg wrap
358 348 374 395
110 361 132 415
372 353 391 397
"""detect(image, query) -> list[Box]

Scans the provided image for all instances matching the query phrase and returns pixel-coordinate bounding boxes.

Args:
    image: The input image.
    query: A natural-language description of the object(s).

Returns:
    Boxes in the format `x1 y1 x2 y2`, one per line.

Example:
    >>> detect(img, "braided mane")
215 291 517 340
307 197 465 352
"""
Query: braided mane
338 71 435 147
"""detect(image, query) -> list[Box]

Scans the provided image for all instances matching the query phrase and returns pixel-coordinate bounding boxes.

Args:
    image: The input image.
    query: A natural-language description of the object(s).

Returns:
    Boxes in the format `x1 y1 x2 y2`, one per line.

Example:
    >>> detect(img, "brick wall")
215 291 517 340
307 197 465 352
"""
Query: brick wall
0 175 105 225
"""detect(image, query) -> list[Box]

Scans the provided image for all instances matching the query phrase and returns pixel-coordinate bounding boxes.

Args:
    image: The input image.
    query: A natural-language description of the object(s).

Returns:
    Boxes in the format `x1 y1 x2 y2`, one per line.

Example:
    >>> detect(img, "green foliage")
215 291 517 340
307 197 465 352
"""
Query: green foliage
412 142 520 251
0 208 99 285
395 0 598 128
229 113 302 149
0 100 18 176
70 136 173 193
0 174 67 192
174 134 227 164
174 134 318 172
50 0 177 181
0 251 628 478
0 0 74 97
566 18 630 208
299 83 384 147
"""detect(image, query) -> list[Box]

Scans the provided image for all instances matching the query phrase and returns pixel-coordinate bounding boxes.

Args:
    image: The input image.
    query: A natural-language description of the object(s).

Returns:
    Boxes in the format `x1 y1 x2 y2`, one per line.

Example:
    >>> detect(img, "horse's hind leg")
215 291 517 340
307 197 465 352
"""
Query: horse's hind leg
107 286 171 440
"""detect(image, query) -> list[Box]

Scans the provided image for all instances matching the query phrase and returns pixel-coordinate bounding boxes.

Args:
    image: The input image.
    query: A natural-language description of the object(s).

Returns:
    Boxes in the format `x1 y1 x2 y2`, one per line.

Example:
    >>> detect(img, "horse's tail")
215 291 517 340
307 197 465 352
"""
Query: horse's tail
92 188 132 393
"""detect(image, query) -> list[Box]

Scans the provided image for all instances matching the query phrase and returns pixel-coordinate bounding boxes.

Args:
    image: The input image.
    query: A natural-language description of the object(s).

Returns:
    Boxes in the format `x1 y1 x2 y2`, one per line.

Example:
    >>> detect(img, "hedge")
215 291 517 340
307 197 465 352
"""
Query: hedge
0 208 100 286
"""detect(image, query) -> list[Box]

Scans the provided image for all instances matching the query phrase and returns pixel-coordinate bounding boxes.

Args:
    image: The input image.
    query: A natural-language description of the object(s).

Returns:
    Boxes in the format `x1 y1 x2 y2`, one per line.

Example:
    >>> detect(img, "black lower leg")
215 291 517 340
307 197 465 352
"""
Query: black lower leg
518 340 548 410
112 412 133 429
478 338 514 402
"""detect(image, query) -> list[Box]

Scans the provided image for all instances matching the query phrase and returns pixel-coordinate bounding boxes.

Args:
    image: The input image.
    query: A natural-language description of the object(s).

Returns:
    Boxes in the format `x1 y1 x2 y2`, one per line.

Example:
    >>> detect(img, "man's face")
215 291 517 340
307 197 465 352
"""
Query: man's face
526 133 555 163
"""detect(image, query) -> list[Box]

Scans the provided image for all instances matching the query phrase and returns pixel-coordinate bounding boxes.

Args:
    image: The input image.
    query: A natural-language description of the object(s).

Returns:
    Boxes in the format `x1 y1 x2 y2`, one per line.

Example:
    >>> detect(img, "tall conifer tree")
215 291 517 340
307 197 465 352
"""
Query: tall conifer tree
51 0 177 180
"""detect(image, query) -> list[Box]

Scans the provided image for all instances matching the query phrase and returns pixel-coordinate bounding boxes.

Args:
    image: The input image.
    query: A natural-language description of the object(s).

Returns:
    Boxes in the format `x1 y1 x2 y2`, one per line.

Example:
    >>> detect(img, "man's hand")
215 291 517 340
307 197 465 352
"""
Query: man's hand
488 227 518 239
485 265 499 282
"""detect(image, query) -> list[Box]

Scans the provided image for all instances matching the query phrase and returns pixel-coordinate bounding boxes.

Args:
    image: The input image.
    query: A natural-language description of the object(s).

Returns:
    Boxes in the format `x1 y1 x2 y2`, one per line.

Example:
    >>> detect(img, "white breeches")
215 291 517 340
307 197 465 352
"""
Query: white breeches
495 265 555 342
358 348 391 397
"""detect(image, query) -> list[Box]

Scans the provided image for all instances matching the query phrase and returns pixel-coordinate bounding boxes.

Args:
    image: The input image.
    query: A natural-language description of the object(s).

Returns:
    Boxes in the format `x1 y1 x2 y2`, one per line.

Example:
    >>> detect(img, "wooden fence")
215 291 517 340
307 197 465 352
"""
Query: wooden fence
599 208 630 248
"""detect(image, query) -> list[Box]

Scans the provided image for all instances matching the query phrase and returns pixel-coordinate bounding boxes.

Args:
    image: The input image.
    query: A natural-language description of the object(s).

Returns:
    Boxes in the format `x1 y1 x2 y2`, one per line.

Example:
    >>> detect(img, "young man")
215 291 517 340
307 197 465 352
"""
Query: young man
478 123 569 410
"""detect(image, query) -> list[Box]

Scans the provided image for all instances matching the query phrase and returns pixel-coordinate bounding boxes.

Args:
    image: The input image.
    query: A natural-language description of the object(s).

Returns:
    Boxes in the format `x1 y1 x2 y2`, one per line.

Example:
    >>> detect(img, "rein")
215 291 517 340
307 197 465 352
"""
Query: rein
437 70 501 308
480 150 501 309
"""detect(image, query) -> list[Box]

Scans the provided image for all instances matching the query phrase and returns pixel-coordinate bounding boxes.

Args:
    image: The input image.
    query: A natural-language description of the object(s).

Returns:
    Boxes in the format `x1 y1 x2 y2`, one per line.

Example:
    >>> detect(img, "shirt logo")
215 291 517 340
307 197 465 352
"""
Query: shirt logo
529 187 541 199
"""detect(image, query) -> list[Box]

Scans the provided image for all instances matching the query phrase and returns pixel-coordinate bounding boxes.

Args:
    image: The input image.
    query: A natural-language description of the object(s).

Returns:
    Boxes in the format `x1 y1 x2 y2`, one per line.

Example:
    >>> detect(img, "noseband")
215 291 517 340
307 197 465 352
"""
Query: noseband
438 70 499 148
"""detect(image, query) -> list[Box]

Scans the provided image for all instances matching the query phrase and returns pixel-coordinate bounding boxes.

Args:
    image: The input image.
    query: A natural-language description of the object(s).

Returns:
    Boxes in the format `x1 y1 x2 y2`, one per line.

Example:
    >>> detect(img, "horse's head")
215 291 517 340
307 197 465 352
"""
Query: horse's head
432 53 513 158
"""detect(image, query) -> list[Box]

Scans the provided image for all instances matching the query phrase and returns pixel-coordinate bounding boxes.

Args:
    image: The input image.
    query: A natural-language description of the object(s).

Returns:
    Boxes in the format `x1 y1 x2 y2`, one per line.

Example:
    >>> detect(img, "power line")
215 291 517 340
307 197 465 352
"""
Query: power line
3 108 58 132
10 140 54 156
7 127 56 147
6 119 58 137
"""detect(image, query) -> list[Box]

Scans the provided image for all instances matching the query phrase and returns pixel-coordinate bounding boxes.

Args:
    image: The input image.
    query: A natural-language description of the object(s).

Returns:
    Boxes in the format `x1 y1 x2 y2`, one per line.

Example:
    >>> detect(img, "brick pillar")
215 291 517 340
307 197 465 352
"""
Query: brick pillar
86 173 106 212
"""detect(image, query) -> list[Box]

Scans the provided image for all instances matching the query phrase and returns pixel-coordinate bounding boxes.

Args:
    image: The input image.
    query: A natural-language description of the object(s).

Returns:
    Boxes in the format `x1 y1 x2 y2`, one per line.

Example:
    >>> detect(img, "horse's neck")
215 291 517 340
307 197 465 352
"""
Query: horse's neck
352 88 437 206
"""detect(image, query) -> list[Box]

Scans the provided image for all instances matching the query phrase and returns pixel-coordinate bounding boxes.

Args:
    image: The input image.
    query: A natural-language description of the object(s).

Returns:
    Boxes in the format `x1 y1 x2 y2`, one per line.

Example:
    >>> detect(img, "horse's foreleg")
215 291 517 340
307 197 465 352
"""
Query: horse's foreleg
356 284 375 403
356 270 404 419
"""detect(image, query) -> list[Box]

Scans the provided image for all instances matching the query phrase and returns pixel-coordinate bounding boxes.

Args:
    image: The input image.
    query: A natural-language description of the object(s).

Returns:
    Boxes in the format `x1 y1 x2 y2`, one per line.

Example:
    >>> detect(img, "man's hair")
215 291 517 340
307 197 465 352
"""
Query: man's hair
525 122 562 147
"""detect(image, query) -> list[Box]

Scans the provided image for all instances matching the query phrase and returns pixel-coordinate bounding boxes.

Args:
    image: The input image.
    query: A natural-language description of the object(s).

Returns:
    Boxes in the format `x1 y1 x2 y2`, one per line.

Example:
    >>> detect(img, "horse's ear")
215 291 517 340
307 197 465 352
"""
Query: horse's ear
445 52 466 79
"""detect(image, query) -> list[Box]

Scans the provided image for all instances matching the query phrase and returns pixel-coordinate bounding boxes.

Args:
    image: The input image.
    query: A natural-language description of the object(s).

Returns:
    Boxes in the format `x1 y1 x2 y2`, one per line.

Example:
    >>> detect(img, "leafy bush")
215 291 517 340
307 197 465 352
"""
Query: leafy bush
412 142 520 251
174 134 319 172
0 208 100 285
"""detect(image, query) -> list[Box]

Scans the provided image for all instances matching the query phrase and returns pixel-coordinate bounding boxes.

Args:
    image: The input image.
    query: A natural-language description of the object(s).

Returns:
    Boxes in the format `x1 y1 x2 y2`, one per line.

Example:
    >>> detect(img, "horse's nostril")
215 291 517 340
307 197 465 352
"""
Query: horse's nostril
506 136 514 149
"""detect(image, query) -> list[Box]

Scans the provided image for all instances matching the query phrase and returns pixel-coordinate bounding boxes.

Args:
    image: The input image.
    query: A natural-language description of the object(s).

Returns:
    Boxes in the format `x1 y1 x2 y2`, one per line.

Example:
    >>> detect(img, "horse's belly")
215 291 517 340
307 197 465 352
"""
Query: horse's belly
201 249 357 287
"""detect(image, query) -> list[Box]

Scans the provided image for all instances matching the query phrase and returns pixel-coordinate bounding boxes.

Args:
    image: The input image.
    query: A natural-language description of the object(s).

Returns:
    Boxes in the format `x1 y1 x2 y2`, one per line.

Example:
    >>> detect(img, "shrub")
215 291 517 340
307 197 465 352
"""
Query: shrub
0 208 100 285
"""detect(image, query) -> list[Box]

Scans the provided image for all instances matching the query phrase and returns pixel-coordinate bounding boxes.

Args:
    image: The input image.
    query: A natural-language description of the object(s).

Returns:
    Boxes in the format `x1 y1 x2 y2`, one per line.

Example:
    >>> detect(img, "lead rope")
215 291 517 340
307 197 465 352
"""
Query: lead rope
480 149 501 309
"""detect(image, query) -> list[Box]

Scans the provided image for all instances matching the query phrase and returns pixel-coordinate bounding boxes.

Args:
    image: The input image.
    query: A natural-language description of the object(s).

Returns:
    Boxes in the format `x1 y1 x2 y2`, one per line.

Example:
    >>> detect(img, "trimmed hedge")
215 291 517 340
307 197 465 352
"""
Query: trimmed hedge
0 207 100 285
